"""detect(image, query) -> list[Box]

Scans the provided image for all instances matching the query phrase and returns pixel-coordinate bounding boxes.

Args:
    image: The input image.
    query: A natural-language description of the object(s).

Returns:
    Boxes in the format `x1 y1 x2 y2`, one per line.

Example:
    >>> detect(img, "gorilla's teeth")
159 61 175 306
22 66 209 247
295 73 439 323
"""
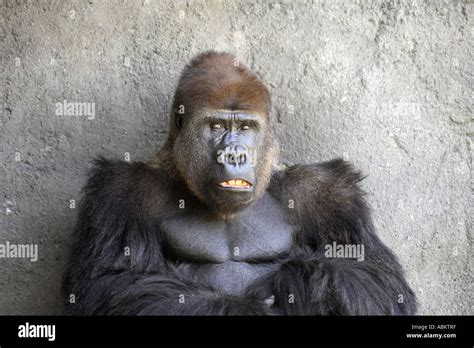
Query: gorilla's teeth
220 179 250 188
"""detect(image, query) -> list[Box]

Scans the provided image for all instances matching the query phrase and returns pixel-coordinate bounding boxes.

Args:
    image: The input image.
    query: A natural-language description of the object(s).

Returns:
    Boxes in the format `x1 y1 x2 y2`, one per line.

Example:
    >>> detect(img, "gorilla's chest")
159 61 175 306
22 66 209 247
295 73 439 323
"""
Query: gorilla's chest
160 193 294 263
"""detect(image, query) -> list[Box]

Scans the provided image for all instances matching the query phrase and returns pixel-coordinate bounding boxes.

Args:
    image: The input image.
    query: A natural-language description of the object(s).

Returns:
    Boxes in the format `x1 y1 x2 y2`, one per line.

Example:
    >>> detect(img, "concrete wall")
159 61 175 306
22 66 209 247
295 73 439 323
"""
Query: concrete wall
1 0 472 314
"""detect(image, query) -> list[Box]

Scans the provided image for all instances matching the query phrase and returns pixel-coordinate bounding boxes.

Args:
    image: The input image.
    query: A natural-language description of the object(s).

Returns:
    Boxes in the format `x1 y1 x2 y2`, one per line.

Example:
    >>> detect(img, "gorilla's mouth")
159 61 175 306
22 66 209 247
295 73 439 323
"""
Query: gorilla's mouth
218 179 252 190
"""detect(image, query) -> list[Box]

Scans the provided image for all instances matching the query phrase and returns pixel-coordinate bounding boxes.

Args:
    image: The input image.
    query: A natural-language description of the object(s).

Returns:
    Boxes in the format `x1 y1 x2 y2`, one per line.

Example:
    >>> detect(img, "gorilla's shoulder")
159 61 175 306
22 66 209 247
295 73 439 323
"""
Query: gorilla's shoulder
81 157 176 217
84 157 173 193
269 158 367 214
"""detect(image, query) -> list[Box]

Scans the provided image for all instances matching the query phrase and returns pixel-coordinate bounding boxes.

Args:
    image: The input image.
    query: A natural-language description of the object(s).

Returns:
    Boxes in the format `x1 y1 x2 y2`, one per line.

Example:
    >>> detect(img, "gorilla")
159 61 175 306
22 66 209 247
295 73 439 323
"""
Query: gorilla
64 51 417 315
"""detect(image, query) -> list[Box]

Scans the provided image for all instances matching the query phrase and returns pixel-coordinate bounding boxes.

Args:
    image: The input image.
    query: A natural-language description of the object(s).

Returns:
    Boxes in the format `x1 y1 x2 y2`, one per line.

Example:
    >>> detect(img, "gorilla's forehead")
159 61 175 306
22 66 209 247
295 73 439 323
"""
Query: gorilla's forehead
195 109 268 122
215 109 260 116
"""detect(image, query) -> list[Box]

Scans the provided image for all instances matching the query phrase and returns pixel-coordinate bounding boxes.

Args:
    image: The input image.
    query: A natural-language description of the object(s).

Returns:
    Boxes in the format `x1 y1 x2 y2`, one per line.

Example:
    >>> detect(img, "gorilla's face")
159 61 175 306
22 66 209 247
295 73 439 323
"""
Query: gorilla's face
173 109 276 215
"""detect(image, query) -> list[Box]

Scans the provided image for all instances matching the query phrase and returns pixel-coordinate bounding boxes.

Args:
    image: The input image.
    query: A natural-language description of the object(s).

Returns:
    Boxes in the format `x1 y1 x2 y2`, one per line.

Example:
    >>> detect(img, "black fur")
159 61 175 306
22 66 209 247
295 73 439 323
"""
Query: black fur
263 159 417 314
64 52 417 315
64 158 417 315
64 158 272 315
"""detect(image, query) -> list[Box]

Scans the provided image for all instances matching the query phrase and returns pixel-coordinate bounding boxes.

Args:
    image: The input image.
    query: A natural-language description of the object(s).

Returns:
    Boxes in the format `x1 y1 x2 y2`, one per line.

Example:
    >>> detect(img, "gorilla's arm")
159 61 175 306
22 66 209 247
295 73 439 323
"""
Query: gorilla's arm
264 159 418 315
63 159 270 315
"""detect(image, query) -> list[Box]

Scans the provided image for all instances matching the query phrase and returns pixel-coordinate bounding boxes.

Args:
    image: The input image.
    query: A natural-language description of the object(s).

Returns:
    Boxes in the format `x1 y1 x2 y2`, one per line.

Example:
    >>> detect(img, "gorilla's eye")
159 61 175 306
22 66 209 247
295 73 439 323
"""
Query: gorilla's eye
210 123 223 130
241 124 251 131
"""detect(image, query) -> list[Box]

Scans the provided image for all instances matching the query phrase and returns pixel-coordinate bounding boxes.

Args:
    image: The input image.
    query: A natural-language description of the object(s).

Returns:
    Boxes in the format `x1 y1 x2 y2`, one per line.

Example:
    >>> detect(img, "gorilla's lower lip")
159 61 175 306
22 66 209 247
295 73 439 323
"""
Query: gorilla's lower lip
218 179 252 190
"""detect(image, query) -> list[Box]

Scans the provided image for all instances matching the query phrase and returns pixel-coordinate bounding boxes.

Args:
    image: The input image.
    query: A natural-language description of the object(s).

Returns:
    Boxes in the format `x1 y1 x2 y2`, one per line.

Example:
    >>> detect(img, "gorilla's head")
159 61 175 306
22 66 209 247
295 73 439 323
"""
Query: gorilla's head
160 52 278 215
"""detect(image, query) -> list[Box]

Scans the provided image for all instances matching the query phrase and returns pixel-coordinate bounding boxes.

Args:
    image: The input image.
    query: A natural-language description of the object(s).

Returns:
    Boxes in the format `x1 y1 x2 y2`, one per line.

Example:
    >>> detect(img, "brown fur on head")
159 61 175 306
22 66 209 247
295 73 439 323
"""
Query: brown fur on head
167 51 271 140
152 51 278 215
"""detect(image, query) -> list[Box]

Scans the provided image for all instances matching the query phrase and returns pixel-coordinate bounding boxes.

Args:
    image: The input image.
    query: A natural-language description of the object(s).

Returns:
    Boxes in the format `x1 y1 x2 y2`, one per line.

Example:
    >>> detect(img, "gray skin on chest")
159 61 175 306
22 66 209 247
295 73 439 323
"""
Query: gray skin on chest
160 192 295 295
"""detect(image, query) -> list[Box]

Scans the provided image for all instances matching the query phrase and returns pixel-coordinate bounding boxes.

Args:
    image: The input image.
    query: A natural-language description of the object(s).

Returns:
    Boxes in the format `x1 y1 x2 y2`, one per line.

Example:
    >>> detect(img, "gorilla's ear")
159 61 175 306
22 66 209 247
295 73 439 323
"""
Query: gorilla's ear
175 113 183 130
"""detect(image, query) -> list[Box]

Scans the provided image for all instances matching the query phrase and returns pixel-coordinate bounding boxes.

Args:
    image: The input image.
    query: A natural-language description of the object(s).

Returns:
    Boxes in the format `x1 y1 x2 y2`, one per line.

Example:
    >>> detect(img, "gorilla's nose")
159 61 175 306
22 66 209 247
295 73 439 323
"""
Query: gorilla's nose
217 145 251 169
217 144 255 187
